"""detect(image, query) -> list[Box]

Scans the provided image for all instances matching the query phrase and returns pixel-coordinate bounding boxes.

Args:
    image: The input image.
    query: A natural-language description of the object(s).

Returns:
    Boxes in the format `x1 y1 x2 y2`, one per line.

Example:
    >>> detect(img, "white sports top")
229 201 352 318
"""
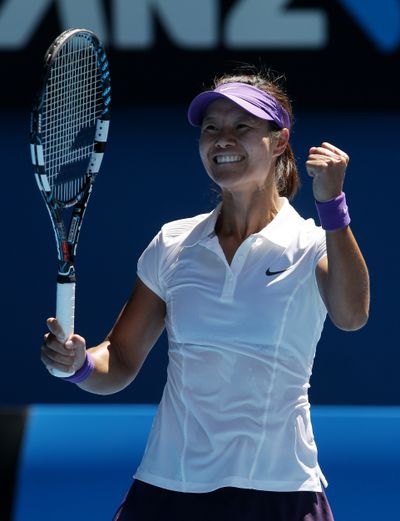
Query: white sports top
135 198 328 493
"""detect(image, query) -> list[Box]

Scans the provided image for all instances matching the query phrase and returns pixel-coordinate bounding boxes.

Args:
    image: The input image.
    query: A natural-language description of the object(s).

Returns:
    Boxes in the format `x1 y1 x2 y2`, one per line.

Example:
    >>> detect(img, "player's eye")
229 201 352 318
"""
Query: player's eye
236 123 250 130
201 124 218 133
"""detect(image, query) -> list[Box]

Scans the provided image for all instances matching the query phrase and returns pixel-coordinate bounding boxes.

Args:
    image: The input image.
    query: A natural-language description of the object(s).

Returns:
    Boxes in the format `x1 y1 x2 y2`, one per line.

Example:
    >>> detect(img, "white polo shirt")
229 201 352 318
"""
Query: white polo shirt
135 198 328 493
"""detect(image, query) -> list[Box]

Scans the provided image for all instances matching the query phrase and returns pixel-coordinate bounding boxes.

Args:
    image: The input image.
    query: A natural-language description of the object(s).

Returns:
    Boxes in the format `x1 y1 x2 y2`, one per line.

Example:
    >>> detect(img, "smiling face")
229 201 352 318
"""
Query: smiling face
199 98 286 195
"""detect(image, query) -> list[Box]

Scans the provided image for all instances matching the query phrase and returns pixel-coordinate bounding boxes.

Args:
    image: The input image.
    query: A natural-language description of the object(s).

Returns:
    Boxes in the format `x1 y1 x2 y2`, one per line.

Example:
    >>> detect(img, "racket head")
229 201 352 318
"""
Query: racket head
30 28 111 208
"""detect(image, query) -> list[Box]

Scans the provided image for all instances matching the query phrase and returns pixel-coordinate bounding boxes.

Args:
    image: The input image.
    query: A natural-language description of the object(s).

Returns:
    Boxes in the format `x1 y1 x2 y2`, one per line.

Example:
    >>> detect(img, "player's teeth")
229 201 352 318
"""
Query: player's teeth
215 155 242 164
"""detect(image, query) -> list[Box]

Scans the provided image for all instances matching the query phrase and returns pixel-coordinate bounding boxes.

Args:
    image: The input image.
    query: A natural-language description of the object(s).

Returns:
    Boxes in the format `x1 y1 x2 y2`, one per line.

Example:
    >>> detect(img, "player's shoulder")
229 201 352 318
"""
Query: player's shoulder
286 201 321 232
159 211 212 246
284 201 325 250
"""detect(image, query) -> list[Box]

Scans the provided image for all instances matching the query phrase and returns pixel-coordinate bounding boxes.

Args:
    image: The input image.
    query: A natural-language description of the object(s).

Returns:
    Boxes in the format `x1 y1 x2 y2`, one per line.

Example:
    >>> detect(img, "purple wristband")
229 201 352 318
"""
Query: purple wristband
315 192 351 231
61 351 95 384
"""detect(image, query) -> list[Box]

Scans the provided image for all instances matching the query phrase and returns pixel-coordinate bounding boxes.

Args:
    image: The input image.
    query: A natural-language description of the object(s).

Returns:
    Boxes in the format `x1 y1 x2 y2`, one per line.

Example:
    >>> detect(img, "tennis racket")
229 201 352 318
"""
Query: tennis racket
30 28 111 376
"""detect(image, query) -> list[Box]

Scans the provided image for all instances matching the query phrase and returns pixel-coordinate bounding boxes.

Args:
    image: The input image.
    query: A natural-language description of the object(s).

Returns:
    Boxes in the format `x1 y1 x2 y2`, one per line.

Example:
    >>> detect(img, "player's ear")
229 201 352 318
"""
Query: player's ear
272 128 289 158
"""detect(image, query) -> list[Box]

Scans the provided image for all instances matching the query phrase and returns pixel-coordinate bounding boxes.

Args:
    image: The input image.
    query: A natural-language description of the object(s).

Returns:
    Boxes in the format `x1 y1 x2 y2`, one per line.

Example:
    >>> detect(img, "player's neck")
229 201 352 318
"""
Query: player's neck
216 189 282 241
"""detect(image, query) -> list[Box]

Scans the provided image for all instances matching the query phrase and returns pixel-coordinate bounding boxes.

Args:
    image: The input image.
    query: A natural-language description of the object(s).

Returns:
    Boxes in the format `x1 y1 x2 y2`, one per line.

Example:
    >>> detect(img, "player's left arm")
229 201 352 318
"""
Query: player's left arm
306 142 370 331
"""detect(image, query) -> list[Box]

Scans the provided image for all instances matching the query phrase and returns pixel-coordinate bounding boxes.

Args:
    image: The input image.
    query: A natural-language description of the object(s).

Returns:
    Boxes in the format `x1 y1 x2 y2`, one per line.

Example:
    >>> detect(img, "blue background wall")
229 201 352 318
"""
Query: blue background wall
0 106 398 406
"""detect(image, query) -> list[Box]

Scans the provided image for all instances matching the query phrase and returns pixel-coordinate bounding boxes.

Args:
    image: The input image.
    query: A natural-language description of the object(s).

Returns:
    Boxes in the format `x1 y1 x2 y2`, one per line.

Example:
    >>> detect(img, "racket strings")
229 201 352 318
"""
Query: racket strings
42 35 103 202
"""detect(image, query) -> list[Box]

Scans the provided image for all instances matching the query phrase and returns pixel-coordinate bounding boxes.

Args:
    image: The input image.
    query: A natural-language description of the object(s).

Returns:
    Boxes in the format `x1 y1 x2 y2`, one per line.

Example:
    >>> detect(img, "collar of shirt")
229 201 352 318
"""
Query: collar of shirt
179 198 302 253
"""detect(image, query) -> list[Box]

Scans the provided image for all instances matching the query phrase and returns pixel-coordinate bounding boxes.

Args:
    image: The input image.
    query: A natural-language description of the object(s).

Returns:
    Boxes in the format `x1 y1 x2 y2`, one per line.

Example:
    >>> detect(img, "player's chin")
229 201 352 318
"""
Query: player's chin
206 163 246 185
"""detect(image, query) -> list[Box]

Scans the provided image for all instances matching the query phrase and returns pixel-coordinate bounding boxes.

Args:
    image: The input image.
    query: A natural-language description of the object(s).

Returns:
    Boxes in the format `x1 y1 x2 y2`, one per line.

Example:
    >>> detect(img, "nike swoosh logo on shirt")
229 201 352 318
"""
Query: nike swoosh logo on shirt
265 267 290 276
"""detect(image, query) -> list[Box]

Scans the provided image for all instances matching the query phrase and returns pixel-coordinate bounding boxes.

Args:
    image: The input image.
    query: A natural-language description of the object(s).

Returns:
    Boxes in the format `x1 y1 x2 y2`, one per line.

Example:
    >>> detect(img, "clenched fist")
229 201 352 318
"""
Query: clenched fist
306 142 349 202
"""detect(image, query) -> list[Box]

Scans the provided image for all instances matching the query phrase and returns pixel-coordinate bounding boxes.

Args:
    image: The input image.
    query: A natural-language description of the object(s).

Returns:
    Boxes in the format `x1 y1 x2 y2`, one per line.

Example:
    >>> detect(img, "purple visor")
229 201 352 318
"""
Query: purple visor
187 82 291 130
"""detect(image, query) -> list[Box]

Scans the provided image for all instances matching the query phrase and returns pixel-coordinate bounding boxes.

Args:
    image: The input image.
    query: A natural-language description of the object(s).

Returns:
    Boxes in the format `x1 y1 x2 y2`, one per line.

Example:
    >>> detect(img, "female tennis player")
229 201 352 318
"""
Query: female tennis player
42 70 370 521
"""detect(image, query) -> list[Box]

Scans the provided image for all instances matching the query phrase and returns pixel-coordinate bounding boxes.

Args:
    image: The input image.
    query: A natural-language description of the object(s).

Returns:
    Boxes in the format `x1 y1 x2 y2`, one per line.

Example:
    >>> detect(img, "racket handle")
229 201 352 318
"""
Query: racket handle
51 281 76 378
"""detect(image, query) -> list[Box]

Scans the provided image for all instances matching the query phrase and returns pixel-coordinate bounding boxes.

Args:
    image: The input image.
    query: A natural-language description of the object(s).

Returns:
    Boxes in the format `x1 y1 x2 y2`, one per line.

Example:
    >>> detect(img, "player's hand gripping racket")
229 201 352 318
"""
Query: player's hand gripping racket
30 28 111 376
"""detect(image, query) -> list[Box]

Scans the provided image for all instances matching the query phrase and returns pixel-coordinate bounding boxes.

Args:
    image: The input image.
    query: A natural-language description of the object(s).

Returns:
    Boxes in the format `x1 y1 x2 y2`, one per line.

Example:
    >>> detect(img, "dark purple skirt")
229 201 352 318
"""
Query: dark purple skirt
113 480 335 521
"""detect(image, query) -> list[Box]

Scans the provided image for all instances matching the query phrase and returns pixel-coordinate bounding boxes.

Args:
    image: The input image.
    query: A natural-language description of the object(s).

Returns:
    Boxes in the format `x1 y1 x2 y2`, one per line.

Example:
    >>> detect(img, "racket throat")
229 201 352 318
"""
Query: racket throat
57 260 76 284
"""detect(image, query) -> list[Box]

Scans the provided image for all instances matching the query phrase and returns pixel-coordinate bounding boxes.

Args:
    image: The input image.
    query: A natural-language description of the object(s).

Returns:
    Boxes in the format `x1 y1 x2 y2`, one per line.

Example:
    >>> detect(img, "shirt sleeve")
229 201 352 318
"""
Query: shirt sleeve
314 226 327 268
137 231 166 301
312 226 328 311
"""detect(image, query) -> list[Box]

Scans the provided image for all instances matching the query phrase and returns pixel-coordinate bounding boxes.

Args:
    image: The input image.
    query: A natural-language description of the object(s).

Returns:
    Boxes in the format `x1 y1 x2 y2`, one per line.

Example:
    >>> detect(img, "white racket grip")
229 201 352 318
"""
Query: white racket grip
51 282 76 378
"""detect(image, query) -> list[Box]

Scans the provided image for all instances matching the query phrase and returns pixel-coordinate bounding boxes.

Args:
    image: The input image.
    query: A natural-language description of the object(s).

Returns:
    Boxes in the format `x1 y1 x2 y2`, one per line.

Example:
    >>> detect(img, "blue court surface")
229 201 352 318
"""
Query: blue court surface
12 405 400 521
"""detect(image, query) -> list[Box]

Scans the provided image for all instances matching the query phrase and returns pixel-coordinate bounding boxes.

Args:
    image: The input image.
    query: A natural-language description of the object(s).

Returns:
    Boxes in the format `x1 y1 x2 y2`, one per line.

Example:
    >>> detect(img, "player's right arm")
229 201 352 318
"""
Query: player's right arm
41 277 166 394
